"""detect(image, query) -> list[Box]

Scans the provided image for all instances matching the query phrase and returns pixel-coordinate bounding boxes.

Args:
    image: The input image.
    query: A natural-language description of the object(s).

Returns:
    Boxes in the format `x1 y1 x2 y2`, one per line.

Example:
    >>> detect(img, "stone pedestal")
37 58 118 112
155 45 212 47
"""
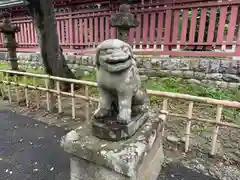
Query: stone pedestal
61 110 166 180
92 112 149 141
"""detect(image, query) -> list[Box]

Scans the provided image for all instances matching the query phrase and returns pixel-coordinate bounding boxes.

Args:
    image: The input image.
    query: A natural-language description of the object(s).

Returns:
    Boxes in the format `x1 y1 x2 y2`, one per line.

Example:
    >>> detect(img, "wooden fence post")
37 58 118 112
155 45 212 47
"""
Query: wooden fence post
33 77 40 109
0 72 6 99
185 101 194 152
6 72 12 103
14 75 20 103
24 75 29 107
45 77 50 112
71 83 76 120
56 80 62 114
45 76 56 112
210 105 223 156
161 98 169 136
85 85 89 121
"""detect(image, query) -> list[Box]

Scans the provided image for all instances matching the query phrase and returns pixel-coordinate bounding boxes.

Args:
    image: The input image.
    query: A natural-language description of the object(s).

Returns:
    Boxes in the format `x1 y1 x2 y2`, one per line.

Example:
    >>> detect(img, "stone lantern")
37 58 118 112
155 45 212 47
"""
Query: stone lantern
0 11 20 70
109 4 139 42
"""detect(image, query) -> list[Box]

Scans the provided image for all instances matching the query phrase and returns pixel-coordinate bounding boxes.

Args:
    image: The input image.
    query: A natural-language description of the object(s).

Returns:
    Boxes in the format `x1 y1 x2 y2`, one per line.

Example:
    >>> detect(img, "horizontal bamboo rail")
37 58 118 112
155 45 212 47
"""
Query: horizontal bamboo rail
0 70 239 156
147 90 240 109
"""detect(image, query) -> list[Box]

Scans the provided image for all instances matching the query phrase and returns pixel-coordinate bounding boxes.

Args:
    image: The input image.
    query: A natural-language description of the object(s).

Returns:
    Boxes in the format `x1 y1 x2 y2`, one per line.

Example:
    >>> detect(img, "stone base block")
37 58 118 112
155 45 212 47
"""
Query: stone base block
92 112 149 141
61 109 166 180
70 136 164 180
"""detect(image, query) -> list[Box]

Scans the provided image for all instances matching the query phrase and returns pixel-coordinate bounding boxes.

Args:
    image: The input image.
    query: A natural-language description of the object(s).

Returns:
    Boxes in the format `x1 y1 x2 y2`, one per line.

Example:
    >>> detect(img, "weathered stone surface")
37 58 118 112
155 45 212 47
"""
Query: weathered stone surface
75 55 82 65
61 110 165 180
206 73 223 81
67 55 76 64
160 58 190 70
143 70 171 77
156 70 171 77
142 59 152 69
68 64 73 69
92 113 149 141
189 59 199 71
0 52 7 60
31 53 41 62
209 60 220 73
161 58 172 70
182 71 194 79
71 64 78 69
140 75 148 81
219 81 228 89
199 80 210 87
170 70 183 77
219 60 230 73
187 79 201 85
193 72 206 80
222 74 240 82
229 60 240 74
82 56 91 65
167 135 180 143
199 59 209 72
227 82 239 89
151 58 161 68
171 58 190 70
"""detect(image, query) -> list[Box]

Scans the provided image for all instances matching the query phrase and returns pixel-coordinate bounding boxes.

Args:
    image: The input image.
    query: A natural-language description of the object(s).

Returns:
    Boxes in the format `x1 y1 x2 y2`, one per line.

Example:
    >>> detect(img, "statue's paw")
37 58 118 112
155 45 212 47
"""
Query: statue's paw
94 108 110 119
117 115 131 125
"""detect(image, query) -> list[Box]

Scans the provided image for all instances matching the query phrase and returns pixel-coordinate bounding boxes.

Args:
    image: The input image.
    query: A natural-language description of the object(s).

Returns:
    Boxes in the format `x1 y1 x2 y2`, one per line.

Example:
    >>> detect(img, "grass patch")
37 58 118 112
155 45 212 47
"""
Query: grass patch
144 77 239 101
0 63 10 70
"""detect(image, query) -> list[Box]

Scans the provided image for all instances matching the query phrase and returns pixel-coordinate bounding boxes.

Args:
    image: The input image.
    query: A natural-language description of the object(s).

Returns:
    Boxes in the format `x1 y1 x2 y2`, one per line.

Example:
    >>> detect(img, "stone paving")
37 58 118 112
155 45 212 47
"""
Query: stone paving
0 111 70 180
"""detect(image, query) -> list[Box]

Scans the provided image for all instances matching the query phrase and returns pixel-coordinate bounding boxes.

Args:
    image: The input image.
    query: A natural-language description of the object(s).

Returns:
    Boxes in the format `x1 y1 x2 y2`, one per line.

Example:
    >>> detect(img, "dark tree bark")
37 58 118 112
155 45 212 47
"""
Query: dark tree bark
23 0 76 91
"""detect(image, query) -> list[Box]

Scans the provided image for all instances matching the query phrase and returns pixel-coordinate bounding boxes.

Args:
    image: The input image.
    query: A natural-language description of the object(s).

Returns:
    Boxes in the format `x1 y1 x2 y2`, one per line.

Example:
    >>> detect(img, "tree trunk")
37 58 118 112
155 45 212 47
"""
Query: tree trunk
24 0 76 91
8 47 19 71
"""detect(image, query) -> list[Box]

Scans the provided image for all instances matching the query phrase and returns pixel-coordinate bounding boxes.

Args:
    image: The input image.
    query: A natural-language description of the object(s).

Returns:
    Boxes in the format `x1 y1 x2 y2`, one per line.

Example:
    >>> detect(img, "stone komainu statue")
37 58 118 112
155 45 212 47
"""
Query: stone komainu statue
94 39 148 125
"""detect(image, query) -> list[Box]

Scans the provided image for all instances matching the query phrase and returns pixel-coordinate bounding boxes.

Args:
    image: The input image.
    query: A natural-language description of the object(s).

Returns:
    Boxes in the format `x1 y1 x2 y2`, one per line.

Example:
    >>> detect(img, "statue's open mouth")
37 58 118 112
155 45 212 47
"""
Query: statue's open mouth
100 59 132 72
106 56 130 64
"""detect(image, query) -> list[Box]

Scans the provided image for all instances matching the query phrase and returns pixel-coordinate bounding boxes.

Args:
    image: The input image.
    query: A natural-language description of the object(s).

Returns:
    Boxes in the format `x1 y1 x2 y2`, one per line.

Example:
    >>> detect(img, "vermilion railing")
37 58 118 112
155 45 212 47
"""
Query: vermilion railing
0 0 240 57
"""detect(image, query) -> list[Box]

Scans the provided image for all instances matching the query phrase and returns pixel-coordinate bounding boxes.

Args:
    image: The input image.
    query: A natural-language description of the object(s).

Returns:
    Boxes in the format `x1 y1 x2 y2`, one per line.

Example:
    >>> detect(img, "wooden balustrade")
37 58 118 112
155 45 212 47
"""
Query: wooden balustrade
0 69 239 155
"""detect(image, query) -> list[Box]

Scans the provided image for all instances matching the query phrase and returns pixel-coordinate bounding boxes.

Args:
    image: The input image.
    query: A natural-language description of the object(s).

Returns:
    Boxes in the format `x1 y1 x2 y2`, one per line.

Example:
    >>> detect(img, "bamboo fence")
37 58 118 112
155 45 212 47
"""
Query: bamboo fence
0 69 239 156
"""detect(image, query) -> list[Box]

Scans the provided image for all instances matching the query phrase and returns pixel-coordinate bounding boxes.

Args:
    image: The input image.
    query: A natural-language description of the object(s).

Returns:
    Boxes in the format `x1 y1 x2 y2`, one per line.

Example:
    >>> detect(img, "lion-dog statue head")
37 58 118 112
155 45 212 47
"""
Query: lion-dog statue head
95 39 136 73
